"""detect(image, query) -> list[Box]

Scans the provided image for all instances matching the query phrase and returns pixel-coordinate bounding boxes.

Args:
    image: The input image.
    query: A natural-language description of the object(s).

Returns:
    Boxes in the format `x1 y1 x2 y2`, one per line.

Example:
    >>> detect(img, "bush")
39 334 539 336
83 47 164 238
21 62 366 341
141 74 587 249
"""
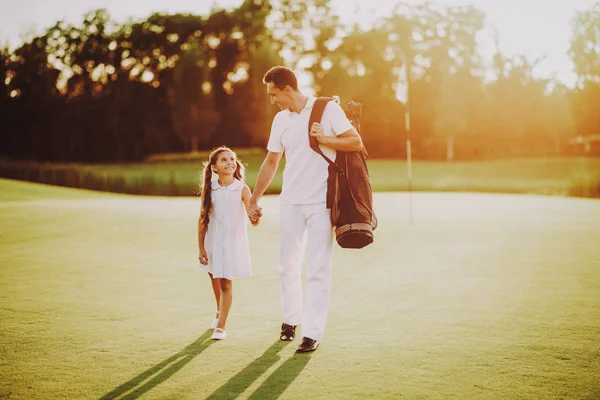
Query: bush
144 148 266 163
568 170 600 199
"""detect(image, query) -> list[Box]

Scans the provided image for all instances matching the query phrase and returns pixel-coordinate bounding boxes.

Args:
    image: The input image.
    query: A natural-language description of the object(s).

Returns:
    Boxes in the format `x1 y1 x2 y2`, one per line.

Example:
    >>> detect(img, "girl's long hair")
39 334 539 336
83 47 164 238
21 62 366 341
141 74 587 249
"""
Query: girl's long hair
199 146 245 232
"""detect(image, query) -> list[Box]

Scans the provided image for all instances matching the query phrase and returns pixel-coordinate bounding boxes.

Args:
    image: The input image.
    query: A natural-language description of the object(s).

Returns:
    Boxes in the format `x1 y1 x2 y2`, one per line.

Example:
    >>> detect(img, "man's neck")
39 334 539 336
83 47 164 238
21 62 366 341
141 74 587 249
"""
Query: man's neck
289 92 308 114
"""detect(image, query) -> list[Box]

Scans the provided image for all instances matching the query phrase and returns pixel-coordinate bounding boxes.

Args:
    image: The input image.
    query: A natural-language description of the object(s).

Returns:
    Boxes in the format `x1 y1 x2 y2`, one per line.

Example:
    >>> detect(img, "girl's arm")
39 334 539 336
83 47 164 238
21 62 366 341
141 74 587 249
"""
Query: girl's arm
242 185 260 226
198 217 208 264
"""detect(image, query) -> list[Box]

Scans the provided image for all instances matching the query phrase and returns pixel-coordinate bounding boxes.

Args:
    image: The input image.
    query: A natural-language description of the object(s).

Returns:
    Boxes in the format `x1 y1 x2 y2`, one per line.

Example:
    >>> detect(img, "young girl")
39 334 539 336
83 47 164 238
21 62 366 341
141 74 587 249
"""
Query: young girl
198 146 258 340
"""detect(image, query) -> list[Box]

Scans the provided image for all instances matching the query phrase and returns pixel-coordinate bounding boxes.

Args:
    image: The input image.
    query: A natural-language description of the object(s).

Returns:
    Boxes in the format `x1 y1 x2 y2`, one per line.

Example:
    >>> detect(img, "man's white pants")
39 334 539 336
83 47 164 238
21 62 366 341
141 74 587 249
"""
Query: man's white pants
279 203 334 341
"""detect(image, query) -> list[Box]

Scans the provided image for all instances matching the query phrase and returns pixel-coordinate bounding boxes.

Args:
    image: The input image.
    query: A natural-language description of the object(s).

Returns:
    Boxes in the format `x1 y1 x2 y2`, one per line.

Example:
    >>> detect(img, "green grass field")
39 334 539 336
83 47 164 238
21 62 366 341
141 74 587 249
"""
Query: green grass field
2 156 600 197
1 178 599 399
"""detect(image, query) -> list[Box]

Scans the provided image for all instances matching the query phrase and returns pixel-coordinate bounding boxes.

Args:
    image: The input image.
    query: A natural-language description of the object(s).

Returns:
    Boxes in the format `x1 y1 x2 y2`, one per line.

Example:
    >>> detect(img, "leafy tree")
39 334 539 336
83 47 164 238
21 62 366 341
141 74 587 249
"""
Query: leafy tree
569 3 600 143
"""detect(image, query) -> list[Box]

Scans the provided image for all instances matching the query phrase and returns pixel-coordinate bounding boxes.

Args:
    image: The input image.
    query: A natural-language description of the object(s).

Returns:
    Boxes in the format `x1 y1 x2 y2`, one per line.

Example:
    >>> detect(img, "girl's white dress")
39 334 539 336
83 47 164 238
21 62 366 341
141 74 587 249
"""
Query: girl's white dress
199 178 252 279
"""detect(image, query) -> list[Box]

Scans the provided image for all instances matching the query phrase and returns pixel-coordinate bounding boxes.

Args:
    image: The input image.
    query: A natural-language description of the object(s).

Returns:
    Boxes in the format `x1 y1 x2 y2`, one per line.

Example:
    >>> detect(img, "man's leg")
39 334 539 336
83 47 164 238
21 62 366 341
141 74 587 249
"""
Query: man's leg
302 203 334 342
279 204 307 327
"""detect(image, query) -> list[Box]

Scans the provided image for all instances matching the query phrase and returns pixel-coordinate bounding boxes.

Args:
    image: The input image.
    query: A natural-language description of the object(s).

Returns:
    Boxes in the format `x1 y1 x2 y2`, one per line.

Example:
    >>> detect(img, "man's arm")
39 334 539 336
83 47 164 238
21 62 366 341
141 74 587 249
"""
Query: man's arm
311 124 363 152
250 151 283 206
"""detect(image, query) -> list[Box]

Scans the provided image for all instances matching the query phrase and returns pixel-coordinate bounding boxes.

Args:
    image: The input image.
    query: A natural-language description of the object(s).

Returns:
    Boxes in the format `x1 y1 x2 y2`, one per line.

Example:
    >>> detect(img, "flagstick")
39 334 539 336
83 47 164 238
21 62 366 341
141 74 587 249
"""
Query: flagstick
403 56 413 224
406 119 413 225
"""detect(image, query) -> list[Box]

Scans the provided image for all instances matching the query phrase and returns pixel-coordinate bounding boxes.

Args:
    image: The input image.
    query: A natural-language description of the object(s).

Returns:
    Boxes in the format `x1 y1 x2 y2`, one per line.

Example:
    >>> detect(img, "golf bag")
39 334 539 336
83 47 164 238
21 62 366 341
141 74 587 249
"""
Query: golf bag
308 97 377 249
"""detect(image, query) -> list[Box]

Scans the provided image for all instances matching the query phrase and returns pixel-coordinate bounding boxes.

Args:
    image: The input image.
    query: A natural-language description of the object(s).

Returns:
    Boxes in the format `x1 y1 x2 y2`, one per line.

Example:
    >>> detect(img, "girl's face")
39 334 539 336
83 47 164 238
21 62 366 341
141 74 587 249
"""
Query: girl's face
212 150 237 177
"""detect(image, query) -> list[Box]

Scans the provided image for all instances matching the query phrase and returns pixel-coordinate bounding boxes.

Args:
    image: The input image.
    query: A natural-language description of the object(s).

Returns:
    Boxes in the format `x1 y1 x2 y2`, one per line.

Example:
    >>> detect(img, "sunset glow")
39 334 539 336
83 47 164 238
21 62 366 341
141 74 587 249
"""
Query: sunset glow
1 0 597 90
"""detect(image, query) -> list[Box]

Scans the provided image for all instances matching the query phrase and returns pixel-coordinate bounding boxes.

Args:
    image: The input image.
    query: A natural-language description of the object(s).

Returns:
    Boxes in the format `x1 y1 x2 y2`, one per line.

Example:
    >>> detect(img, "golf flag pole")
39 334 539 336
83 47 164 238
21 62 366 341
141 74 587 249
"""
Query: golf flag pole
400 56 413 224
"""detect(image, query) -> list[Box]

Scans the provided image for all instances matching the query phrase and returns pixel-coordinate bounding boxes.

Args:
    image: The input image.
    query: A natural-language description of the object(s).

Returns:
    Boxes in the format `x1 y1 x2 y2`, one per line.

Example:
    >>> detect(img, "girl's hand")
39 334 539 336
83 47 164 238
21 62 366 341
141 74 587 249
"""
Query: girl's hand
249 204 262 219
248 204 262 226
199 248 208 265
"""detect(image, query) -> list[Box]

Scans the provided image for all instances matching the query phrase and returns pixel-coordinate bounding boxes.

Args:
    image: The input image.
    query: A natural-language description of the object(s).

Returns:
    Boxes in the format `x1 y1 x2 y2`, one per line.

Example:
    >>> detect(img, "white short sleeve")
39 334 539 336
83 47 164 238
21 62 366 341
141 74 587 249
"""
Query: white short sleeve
324 101 353 137
267 113 284 153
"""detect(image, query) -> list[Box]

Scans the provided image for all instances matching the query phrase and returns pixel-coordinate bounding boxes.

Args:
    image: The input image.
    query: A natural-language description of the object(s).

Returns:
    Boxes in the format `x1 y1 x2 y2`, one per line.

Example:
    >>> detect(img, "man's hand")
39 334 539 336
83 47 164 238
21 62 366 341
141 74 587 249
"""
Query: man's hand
249 215 261 226
199 248 208 265
310 122 327 144
249 203 263 223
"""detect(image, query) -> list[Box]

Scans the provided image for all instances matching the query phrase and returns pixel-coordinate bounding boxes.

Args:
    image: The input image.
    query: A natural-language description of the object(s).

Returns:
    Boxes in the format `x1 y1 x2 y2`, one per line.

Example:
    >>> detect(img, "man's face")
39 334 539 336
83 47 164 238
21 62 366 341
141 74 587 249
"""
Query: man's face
267 82 290 110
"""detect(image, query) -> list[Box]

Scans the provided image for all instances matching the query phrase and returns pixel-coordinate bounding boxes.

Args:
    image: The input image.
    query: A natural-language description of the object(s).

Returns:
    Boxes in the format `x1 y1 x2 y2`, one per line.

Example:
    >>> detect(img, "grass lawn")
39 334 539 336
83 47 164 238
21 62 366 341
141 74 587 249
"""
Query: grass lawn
1 156 599 197
1 178 599 399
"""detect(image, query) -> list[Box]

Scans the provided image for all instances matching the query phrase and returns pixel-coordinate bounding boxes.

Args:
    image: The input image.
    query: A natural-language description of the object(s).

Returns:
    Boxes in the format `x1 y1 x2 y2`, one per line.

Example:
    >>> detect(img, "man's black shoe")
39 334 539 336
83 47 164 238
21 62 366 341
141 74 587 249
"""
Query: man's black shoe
296 337 319 353
280 323 296 341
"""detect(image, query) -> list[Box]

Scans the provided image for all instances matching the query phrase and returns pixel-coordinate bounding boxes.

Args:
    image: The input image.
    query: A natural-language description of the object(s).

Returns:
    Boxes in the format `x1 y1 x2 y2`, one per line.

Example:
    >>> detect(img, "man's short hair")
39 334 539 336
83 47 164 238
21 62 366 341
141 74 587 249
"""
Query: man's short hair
262 66 298 91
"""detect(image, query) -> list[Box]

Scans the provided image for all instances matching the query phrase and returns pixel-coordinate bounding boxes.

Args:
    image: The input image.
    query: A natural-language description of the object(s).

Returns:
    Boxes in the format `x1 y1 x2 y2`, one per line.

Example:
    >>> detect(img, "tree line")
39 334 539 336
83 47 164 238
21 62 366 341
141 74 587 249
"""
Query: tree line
1 0 599 162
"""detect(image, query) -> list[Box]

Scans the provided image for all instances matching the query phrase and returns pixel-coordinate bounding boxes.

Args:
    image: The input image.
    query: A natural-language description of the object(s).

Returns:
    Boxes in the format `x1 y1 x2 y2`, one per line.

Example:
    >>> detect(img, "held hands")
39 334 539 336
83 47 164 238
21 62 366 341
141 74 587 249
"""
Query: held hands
310 122 326 144
248 203 263 226
249 214 260 226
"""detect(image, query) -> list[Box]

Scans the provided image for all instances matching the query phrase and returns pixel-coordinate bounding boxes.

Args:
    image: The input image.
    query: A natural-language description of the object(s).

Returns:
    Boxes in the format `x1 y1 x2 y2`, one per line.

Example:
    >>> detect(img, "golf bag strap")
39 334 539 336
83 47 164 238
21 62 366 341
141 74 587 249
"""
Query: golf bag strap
335 223 374 236
308 97 344 174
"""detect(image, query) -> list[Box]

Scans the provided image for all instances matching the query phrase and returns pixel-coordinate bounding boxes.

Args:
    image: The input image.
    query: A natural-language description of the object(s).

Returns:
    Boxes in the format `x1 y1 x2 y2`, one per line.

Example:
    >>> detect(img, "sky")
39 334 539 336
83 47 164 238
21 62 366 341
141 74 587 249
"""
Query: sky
0 0 597 88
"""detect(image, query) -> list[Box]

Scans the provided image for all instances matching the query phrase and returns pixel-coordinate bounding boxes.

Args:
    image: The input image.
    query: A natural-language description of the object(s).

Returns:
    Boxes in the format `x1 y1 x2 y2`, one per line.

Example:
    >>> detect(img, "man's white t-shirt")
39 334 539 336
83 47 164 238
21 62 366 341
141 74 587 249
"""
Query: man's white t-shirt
267 97 353 205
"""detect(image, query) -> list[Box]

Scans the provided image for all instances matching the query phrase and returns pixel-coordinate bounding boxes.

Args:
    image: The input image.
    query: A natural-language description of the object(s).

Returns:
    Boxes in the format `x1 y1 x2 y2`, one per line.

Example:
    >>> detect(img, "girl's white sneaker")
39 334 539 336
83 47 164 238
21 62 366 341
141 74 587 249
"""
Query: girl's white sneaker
211 328 227 340
210 312 220 330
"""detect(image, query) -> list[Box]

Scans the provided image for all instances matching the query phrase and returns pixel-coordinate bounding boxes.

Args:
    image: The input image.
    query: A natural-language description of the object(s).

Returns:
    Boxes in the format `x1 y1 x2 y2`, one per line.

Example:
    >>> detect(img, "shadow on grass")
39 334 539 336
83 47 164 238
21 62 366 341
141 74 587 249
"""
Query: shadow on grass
206 340 311 399
99 329 215 400
247 352 312 400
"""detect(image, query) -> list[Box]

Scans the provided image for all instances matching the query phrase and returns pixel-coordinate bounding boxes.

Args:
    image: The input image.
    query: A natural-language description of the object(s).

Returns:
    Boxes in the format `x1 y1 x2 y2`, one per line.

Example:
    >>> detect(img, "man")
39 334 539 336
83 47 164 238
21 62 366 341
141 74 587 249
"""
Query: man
249 66 362 353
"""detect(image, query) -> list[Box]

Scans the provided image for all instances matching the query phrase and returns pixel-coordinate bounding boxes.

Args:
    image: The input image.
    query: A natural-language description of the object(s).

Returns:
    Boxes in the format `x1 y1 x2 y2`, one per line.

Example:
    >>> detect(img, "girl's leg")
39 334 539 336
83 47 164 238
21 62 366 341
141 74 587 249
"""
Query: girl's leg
208 273 220 317
216 279 232 330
